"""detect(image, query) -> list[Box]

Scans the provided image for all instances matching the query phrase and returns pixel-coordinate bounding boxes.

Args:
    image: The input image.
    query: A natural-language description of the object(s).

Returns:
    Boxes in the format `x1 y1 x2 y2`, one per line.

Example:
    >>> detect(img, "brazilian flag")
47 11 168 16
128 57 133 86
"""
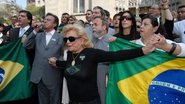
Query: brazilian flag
0 39 33 102
106 38 185 104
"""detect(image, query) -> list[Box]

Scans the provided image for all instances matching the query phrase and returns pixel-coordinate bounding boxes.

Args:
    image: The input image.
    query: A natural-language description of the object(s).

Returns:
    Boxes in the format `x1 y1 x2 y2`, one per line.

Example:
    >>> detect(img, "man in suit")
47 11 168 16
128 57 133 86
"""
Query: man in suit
2 10 37 104
91 16 111 104
7 10 33 42
7 10 35 66
24 13 64 104
85 6 115 40
4 15 18 34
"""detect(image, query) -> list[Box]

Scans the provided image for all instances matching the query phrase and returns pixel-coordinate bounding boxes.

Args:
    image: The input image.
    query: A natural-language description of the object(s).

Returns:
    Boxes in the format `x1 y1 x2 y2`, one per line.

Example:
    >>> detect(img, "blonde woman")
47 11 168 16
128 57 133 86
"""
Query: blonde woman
48 24 155 104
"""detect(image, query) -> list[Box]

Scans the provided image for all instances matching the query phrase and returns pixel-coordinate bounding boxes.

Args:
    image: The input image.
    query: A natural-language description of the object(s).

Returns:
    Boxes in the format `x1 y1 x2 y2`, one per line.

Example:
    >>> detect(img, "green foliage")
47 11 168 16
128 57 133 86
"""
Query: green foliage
26 4 45 19
0 3 21 24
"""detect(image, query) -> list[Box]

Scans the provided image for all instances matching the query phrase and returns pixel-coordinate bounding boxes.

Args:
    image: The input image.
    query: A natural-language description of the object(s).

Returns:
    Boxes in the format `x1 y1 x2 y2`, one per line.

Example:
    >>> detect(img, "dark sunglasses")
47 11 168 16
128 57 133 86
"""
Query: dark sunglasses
63 36 81 43
120 16 132 21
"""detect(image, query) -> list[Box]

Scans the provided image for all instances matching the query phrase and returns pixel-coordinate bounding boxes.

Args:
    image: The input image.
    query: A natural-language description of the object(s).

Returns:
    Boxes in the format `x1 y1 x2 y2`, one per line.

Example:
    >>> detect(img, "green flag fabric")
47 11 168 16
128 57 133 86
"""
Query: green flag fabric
106 38 185 104
0 39 33 102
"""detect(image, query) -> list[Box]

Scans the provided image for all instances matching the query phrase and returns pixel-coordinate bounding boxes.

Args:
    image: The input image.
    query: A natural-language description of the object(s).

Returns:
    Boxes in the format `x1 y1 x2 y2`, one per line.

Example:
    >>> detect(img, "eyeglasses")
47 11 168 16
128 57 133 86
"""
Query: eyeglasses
63 36 81 43
120 16 132 21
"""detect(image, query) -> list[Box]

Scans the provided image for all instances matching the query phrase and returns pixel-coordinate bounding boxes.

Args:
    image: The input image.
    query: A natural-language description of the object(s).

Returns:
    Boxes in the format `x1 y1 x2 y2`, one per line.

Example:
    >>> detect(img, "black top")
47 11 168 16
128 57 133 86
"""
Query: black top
114 31 140 41
56 48 144 102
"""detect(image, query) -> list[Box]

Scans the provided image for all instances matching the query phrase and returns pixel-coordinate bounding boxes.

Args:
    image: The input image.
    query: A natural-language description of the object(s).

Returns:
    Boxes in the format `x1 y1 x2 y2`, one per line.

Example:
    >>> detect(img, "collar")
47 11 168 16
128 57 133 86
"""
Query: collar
98 35 104 39
21 25 30 31
46 29 55 35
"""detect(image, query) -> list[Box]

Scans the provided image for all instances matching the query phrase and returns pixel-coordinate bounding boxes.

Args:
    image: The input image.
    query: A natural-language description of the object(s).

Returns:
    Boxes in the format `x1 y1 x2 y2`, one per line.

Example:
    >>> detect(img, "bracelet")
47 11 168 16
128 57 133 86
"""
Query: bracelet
168 43 177 55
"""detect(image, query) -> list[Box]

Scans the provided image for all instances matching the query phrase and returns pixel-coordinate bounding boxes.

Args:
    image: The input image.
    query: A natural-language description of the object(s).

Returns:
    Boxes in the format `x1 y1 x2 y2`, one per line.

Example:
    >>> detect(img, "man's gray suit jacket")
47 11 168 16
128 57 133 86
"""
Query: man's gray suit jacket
25 31 64 85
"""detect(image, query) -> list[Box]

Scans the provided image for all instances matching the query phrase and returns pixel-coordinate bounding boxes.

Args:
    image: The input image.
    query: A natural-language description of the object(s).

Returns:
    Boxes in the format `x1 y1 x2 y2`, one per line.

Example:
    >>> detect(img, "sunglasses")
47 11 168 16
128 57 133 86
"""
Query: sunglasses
63 36 81 43
120 16 132 21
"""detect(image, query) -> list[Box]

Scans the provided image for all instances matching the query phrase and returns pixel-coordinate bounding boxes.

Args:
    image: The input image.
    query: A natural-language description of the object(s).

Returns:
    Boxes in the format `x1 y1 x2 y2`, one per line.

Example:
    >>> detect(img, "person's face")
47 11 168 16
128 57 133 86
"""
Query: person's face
121 13 132 29
93 8 101 18
92 18 106 37
64 30 84 53
43 15 56 30
113 15 120 28
32 16 37 27
11 17 18 25
68 17 76 24
150 6 160 17
85 11 93 22
177 7 185 21
140 18 157 37
61 14 69 24
18 12 30 27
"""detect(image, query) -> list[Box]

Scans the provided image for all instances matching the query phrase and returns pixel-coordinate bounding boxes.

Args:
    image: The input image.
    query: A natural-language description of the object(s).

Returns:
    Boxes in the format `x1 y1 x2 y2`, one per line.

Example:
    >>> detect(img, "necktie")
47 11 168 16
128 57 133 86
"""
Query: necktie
19 28 25 37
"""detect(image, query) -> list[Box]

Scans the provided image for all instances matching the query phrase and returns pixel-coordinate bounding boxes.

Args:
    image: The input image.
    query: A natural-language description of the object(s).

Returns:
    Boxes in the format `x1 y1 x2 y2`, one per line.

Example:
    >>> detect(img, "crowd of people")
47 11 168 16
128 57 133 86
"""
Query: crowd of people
0 0 185 104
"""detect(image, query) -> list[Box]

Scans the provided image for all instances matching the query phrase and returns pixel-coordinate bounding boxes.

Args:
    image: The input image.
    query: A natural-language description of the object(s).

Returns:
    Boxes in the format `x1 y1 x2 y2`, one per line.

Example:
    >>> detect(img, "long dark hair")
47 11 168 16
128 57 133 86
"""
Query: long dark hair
118 11 137 40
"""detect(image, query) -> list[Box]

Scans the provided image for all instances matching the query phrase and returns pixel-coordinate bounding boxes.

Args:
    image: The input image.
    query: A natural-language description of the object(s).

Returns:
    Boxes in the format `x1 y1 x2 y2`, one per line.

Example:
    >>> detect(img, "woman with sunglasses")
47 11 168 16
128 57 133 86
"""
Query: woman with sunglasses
113 11 140 41
48 24 155 104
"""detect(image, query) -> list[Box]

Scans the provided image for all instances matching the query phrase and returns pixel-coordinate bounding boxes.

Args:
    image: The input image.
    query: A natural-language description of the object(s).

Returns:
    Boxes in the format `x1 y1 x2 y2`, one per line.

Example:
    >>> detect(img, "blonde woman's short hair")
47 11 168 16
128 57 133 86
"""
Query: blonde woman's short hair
62 24 93 48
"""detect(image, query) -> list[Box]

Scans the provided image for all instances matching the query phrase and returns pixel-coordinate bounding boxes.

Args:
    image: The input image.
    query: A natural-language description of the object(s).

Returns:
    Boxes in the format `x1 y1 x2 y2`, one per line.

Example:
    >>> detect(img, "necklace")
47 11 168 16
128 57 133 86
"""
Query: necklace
71 53 80 66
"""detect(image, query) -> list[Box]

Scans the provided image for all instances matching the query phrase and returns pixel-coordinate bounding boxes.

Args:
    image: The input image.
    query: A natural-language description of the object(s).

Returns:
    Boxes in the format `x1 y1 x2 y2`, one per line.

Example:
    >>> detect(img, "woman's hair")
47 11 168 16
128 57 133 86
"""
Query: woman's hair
142 14 166 36
142 14 158 27
118 10 137 40
62 24 93 48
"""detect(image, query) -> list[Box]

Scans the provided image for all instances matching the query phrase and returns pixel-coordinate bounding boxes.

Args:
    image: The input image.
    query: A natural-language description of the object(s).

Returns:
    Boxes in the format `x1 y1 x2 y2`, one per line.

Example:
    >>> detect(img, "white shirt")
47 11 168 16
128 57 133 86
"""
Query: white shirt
45 29 55 45
19 25 30 37
173 20 185 43
133 38 185 57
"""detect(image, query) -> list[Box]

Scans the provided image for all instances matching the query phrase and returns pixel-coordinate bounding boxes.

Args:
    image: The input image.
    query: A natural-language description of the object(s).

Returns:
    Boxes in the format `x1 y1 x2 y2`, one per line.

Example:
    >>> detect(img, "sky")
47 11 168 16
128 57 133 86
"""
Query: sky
15 0 27 9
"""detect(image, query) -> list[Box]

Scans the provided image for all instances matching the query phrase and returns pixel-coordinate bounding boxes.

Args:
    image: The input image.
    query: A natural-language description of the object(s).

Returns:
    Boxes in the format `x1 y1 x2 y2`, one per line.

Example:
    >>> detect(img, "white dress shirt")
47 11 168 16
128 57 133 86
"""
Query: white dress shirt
19 25 30 37
45 29 55 45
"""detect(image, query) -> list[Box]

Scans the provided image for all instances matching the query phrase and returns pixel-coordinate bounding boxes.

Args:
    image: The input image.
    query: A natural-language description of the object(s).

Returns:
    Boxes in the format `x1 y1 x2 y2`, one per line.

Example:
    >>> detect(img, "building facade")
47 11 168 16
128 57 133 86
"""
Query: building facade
44 0 185 21
27 0 45 7
45 0 116 21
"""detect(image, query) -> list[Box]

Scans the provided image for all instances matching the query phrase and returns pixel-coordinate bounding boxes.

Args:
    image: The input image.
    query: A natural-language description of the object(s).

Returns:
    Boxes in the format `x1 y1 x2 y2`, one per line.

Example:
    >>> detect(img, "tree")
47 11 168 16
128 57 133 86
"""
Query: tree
26 4 45 19
0 2 21 24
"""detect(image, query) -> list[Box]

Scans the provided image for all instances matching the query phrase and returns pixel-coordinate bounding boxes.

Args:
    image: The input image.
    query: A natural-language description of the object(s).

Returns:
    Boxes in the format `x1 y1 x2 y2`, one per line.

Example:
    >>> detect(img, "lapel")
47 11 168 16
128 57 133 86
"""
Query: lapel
41 32 47 48
24 27 33 36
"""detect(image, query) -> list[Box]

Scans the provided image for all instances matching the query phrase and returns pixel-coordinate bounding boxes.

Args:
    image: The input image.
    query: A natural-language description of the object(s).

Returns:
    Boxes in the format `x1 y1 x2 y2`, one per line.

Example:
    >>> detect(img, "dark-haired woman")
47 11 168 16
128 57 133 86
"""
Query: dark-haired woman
114 11 140 41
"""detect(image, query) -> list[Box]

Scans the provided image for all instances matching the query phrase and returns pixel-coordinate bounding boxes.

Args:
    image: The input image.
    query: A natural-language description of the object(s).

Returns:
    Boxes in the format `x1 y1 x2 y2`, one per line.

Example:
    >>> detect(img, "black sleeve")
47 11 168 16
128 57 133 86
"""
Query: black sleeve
56 60 67 68
164 19 174 40
93 47 144 63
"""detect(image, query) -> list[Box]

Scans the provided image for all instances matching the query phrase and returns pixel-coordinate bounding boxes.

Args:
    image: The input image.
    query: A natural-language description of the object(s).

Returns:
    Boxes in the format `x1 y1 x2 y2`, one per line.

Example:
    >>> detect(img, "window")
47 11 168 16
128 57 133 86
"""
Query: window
73 0 85 13
88 0 92 10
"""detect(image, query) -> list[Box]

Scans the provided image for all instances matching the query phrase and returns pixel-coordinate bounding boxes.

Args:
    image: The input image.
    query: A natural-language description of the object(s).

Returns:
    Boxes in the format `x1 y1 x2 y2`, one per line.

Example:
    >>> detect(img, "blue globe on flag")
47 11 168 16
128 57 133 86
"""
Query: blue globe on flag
0 67 5 84
148 69 185 104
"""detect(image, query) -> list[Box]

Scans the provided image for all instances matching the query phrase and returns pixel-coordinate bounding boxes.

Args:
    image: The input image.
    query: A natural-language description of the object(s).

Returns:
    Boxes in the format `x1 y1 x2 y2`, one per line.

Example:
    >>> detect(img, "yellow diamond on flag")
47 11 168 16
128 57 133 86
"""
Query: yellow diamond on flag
118 58 185 104
0 60 23 91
